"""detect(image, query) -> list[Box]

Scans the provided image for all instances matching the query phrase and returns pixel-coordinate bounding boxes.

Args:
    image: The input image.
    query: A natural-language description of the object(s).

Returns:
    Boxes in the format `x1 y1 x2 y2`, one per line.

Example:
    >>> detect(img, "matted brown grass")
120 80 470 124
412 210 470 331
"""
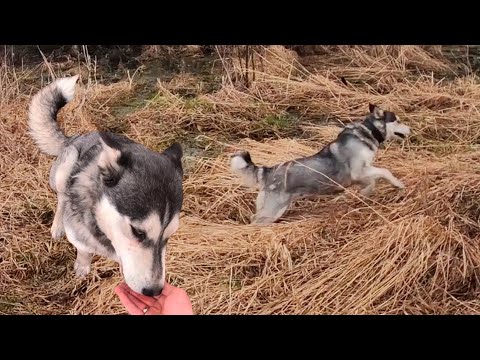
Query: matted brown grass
1 45 480 314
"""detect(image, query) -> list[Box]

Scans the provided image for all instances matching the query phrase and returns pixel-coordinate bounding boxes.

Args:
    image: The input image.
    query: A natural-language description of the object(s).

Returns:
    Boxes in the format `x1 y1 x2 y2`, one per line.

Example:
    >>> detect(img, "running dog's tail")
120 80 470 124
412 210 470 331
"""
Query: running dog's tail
230 151 270 188
27 75 79 156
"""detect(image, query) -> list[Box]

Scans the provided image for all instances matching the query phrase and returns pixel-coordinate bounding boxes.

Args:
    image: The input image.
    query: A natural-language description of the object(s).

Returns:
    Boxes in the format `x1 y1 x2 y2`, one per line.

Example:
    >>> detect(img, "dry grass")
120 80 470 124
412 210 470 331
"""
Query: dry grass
1 45 480 314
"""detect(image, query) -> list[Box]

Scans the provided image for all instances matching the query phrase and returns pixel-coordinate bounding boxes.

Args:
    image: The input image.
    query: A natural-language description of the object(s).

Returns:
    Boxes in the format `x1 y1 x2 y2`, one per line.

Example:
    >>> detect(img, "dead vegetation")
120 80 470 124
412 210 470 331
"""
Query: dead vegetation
1 45 480 314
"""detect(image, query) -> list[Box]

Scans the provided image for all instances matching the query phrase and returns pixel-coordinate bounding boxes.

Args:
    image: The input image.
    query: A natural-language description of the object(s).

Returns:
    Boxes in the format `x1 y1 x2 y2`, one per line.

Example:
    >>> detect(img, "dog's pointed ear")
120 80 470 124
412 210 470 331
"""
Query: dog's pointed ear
370 104 384 119
163 142 183 166
98 132 129 187
384 111 397 123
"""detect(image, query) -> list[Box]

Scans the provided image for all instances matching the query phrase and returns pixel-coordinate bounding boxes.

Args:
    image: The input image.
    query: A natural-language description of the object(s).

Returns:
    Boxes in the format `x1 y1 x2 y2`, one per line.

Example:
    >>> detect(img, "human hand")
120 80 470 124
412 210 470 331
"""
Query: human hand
115 282 194 315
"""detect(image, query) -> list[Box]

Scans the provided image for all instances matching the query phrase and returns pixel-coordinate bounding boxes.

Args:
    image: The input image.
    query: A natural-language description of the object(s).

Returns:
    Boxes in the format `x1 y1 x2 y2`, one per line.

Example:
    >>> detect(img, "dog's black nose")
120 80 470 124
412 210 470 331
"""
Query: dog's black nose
142 286 163 297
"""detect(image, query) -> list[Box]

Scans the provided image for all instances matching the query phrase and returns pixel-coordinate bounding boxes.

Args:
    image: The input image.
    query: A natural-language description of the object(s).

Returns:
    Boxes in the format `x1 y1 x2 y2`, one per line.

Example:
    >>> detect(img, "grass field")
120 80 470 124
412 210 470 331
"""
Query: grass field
1 45 480 314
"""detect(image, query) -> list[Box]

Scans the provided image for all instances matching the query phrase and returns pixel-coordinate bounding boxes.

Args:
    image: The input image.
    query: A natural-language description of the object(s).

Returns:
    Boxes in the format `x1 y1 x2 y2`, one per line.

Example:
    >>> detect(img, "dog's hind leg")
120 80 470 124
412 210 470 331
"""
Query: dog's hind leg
51 195 66 239
362 166 404 190
358 178 376 197
49 147 78 240
251 190 292 225
74 250 93 278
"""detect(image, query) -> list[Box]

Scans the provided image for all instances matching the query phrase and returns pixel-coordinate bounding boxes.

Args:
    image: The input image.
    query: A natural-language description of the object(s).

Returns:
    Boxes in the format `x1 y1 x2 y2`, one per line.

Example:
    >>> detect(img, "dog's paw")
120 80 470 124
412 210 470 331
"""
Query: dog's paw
359 188 373 197
51 213 65 240
250 215 273 226
51 223 65 240
394 181 405 190
332 194 348 202
74 261 91 278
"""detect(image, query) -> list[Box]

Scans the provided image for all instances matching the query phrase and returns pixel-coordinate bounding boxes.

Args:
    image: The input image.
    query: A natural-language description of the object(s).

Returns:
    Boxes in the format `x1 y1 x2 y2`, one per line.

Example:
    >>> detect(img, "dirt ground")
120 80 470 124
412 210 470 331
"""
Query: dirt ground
1 45 480 314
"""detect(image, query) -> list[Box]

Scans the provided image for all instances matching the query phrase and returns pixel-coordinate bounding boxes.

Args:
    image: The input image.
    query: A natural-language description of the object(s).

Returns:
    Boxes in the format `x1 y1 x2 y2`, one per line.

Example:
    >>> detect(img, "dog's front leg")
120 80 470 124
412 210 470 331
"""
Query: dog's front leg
362 166 405 190
74 250 93 278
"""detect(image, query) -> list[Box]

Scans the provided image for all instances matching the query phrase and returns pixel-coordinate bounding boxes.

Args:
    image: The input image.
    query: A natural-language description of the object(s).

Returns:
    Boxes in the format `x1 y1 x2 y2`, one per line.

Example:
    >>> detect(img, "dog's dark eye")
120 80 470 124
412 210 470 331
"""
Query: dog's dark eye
130 226 146 242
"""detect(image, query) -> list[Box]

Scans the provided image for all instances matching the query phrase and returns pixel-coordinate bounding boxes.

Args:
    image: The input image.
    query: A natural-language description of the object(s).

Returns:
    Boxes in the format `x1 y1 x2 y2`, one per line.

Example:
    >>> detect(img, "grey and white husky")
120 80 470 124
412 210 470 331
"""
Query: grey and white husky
28 75 183 296
230 104 411 225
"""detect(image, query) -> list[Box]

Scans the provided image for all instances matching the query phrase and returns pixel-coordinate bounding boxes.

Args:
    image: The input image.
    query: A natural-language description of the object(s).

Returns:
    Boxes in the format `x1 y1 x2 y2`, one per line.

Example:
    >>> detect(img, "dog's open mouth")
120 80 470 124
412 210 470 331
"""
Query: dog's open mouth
394 132 406 139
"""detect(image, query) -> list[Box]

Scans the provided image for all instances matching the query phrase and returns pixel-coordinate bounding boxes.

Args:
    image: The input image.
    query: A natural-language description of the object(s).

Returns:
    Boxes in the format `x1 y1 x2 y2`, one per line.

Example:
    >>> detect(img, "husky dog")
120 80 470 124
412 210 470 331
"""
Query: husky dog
28 75 183 296
230 104 411 225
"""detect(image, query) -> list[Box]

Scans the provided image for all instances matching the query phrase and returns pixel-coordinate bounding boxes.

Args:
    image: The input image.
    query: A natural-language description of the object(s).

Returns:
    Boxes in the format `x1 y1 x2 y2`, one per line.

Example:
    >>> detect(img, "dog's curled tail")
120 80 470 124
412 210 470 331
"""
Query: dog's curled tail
230 150 269 188
28 75 79 157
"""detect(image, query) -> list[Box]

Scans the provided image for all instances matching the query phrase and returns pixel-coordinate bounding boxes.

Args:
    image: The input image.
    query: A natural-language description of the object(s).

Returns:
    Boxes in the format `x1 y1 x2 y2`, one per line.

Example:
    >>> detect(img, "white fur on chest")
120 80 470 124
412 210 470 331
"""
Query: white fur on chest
64 223 118 261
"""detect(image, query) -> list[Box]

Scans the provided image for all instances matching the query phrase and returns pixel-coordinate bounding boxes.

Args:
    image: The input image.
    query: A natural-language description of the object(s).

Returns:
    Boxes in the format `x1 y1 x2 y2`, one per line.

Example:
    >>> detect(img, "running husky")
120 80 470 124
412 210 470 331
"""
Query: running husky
28 75 183 296
230 104 411 225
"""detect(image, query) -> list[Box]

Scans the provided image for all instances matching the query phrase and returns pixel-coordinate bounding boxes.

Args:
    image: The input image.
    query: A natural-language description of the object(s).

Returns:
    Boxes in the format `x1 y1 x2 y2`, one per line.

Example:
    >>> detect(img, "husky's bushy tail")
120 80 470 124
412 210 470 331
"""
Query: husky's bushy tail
27 75 79 156
230 151 270 188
